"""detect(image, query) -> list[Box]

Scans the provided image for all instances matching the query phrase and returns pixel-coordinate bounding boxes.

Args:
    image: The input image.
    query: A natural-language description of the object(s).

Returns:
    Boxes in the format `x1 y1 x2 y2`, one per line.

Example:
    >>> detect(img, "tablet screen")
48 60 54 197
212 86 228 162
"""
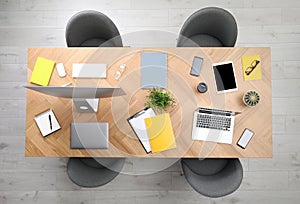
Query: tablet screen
213 62 237 92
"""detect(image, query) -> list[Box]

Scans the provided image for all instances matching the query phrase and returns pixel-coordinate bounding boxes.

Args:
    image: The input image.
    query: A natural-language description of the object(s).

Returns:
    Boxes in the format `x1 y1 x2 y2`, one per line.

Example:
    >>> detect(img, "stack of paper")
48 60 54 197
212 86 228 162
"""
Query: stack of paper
127 107 155 153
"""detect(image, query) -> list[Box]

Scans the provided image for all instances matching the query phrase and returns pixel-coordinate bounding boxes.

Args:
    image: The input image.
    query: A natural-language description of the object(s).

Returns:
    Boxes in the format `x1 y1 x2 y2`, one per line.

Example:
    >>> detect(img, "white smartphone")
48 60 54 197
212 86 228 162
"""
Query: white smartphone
237 128 254 149
190 56 203 77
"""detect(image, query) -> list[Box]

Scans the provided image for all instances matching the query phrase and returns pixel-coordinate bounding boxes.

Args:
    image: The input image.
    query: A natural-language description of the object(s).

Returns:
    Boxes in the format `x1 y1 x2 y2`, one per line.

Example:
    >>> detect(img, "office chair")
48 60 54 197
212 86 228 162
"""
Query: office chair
177 7 238 47
67 158 125 187
65 10 123 47
181 158 243 198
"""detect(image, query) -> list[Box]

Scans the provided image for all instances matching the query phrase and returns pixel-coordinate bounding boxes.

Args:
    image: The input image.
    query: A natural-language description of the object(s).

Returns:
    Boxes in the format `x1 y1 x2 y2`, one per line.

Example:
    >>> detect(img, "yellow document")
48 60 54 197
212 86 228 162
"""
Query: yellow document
145 113 176 153
30 57 56 86
242 55 262 81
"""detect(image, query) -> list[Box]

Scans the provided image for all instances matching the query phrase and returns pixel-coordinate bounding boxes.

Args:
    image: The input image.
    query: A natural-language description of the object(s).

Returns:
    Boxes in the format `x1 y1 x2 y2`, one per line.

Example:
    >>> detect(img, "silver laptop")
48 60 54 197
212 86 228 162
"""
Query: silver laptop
192 108 235 144
71 123 109 149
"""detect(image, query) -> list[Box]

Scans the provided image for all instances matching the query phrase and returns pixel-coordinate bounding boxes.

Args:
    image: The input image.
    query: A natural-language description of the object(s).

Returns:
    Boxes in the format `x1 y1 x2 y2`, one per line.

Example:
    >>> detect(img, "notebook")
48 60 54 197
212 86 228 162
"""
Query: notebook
127 107 156 153
30 57 56 86
72 64 107 78
141 52 167 88
242 55 262 81
34 109 61 137
144 113 176 153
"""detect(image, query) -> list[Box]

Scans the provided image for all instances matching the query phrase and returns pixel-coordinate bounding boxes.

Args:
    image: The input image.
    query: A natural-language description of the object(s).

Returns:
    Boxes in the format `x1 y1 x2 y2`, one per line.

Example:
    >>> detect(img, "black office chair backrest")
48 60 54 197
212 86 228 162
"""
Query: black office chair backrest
67 158 125 187
178 7 238 47
65 10 122 47
181 158 243 198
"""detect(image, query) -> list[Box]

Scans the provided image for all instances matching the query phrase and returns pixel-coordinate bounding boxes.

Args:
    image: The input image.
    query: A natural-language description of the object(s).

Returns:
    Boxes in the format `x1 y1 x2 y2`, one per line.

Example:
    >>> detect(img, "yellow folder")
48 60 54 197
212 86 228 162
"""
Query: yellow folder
242 55 262 81
30 57 56 86
145 113 176 153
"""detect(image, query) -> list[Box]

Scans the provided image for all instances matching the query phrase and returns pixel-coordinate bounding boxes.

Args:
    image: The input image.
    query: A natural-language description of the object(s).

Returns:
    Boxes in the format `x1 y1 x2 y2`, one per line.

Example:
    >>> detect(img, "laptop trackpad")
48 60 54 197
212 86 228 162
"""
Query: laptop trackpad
204 129 226 143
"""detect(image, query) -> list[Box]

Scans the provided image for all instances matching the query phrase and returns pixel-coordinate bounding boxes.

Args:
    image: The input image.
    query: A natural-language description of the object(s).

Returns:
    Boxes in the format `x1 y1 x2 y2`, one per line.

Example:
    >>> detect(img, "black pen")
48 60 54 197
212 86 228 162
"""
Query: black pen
49 114 52 130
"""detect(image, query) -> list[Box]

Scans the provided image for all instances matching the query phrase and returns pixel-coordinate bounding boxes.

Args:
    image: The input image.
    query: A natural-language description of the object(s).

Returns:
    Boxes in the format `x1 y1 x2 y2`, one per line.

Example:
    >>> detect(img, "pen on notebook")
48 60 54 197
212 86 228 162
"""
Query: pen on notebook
49 114 52 130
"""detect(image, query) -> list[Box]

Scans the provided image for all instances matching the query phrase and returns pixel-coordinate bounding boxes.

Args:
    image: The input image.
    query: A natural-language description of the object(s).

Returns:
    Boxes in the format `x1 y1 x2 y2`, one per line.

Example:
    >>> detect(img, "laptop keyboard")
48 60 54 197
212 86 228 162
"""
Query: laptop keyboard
196 114 231 131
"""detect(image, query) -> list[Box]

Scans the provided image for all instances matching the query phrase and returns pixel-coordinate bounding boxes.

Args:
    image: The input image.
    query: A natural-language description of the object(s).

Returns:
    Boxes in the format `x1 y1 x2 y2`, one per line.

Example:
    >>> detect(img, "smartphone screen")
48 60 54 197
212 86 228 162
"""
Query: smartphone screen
190 56 203 76
237 128 254 149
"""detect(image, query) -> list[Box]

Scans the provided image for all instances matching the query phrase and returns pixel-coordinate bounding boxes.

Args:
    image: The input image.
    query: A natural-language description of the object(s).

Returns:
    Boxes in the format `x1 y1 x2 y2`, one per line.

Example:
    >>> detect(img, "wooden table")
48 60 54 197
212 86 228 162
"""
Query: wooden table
26 47 272 158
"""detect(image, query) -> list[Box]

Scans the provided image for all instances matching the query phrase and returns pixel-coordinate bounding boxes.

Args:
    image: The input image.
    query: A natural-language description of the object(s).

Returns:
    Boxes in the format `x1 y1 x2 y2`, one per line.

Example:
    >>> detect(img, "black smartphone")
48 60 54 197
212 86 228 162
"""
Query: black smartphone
237 128 255 149
190 56 203 77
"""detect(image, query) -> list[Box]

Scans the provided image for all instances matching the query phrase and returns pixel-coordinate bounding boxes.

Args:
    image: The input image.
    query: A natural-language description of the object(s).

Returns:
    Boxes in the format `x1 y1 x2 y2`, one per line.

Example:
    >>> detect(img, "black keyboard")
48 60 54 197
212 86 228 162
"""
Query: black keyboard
196 109 232 131
197 107 233 116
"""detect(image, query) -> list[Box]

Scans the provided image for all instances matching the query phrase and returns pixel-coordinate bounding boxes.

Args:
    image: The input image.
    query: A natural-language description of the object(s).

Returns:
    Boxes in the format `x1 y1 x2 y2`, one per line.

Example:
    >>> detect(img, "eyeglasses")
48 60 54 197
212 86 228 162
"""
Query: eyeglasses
245 60 260 75
114 64 127 80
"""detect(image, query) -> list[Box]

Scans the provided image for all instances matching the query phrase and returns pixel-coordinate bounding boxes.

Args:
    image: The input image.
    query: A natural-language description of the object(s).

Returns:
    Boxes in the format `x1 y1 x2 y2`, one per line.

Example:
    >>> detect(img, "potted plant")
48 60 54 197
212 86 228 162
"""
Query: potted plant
145 88 176 114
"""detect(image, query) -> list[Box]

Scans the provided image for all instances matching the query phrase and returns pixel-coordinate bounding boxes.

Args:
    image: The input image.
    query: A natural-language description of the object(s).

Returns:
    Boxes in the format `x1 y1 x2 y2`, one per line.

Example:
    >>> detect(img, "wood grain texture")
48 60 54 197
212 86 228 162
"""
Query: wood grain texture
25 47 272 158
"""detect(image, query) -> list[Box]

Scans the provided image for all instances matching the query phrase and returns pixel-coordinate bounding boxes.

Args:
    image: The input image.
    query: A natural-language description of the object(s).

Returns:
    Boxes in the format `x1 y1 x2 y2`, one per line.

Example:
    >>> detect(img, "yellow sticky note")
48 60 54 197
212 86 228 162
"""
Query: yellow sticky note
30 57 56 86
145 113 176 153
242 55 262 81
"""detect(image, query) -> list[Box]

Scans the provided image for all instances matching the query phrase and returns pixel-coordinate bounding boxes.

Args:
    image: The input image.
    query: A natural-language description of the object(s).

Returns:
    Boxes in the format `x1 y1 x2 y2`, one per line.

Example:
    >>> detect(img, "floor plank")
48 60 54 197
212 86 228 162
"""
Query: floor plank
0 172 57 191
0 64 27 82
0 118 25 136
212 190 300 204
249 153 300 171
0 100 26 118
273 97 300 115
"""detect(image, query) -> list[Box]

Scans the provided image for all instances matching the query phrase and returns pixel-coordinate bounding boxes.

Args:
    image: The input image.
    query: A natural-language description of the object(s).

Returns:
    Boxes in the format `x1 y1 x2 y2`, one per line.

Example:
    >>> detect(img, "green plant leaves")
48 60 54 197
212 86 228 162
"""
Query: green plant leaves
145 88 175 111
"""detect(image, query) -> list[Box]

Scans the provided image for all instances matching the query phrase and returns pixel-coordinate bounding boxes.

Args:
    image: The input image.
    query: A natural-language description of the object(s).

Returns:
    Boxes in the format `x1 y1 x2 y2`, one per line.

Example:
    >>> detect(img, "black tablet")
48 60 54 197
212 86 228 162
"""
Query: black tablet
212 61 238 93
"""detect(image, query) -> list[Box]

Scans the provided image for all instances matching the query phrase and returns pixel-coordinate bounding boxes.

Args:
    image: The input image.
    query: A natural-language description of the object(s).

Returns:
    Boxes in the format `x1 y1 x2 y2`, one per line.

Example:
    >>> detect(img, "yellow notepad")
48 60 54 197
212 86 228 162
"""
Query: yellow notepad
145 113 176 153
30 57 56 86
242 55 262 81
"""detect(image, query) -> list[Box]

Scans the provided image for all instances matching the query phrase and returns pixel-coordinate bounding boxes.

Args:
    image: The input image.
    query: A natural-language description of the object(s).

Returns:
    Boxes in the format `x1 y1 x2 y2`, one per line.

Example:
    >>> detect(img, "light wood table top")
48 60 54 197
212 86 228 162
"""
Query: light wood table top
26 47 272 158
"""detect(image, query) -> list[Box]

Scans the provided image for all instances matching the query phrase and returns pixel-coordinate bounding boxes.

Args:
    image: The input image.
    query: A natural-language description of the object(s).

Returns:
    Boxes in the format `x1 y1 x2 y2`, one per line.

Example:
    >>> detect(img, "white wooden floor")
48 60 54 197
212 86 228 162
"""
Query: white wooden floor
0 0 300 203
